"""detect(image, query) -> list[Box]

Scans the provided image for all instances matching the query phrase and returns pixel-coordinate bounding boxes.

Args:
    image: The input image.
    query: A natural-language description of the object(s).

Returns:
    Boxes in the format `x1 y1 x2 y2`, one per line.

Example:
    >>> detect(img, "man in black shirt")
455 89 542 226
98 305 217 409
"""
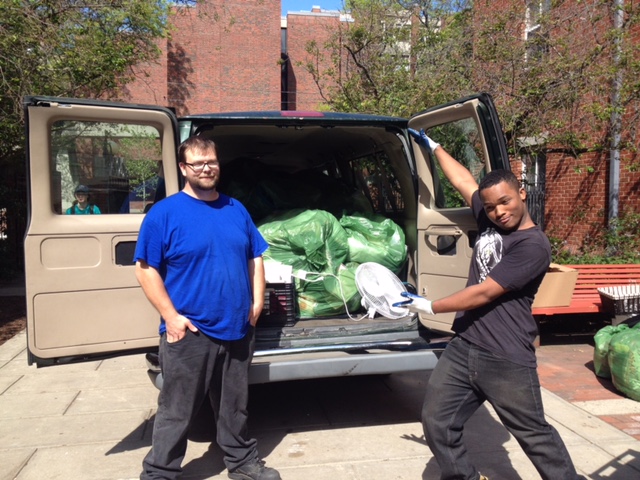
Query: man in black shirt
406 130 585 480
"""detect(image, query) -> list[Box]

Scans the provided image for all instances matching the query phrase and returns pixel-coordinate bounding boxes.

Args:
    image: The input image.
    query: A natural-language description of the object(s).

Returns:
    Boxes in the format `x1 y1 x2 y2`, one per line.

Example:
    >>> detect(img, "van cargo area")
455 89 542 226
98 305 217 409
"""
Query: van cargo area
184 118 421 342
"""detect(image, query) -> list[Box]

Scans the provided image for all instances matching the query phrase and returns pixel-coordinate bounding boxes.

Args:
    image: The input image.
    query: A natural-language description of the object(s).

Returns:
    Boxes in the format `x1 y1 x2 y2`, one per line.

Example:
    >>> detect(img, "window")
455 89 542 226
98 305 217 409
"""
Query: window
525 1 550 61
427 118 486 209
51 121 164 214
521 150 547 228
353 152 405 215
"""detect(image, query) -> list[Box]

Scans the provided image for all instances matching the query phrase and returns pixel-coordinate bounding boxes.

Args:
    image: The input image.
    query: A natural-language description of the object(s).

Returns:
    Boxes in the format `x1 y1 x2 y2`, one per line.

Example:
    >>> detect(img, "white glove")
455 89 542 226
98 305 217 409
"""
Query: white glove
393 291 434 315
408 128 440 153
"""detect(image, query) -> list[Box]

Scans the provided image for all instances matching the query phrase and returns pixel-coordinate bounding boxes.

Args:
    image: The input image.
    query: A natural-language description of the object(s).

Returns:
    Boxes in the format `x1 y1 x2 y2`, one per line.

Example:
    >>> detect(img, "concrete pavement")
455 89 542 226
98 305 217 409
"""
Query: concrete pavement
2 329 640 480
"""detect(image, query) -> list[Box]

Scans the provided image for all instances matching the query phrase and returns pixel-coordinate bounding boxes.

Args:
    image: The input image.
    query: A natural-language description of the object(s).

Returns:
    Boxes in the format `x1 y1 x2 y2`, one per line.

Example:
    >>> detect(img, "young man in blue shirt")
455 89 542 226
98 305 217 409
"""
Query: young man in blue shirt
135 136 280 480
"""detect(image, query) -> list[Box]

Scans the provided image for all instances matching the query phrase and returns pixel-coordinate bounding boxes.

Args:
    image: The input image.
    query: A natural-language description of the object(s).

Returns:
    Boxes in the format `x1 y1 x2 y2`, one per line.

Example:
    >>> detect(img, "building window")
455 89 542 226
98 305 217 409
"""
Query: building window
521 150 547 229
525 1 550 61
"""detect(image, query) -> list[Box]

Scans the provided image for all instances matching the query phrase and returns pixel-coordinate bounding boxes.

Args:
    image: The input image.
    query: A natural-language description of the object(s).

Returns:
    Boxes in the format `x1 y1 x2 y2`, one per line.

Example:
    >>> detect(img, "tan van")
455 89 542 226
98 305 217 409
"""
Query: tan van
23 93 510 385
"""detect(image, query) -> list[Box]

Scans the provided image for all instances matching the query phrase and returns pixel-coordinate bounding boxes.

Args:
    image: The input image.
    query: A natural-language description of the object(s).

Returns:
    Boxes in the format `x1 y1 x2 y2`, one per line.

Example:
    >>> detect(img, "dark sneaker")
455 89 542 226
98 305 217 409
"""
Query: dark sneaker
228 459 282 480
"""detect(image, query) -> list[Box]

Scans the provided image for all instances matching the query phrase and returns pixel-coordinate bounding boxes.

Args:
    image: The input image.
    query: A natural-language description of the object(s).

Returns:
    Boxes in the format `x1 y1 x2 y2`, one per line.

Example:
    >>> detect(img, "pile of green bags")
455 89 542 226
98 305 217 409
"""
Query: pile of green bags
259 209 407 318
593 321 640 401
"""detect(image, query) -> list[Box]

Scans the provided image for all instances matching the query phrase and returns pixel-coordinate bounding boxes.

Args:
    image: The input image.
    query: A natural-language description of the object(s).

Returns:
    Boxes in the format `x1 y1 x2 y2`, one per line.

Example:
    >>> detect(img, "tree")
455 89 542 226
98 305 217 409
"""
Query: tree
471 1 640 252
0 0 174 278
118 133 163 210
0 1 173 167
308 1 638 152
303 0 640 255
302 0 475 117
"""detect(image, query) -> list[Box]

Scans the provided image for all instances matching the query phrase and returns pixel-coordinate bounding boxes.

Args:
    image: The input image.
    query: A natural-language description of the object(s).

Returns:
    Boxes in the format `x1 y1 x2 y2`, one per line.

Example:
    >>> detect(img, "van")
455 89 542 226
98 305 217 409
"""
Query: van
23 93 510 386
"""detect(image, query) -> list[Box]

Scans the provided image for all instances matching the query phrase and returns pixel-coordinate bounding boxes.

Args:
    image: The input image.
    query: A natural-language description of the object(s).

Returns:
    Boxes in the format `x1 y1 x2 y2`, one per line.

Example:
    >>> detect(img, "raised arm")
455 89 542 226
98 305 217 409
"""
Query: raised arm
409 129 478 206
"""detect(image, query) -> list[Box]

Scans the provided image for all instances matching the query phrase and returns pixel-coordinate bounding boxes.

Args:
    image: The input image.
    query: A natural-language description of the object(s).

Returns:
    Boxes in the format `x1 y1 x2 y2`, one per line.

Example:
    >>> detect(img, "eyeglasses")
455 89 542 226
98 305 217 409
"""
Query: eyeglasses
183 161 220 173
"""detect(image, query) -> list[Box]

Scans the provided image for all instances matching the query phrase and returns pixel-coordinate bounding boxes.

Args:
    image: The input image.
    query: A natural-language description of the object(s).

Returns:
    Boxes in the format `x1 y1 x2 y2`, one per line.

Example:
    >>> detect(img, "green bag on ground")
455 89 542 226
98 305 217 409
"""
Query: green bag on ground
608 323 640 402
593 323 630 379
339 213 407 272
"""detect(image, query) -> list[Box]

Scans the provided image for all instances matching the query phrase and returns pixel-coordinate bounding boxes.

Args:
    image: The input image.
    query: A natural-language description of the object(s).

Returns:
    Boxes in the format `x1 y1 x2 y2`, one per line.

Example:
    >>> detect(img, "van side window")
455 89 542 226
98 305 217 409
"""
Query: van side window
51 120 164 214
352 152 405 215
427 118 486 209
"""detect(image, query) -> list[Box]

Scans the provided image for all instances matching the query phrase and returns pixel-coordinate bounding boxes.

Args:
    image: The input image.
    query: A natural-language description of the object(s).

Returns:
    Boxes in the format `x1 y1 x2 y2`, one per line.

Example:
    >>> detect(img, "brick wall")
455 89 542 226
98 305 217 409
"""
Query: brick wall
284 10 342 110
477 0 640 253
543 150 640 252
124 1 282 115
121 38 169 107
123 2 344 113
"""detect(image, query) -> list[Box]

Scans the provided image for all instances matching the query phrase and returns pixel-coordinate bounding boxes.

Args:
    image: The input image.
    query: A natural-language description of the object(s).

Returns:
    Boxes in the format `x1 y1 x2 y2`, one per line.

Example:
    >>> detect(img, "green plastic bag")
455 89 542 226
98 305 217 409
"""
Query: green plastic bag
340 213 407 272
608 323 640 401
259 209 349 275
593 324 629 379
296 263 361 318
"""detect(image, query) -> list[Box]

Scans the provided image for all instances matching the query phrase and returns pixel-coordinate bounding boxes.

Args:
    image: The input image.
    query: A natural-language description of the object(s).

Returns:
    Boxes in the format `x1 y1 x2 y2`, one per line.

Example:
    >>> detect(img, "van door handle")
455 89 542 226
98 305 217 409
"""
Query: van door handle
425 226 463 238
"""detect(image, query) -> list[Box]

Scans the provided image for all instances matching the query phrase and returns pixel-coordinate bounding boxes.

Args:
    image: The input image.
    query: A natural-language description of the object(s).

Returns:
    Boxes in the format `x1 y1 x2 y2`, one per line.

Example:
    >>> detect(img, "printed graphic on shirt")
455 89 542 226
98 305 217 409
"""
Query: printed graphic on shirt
476 228 503 281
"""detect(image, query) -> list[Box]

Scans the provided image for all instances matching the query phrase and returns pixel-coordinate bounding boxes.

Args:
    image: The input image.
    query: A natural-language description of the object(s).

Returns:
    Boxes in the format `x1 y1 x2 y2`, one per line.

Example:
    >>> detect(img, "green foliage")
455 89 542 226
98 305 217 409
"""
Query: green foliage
0 0 176 275
472 1 640 158
550 210 640 265
312 1 640 257
318 0 640 167
0 0 173 171
118 134 162 202
573 165 595 174
302 1 474 117
309 1 636 153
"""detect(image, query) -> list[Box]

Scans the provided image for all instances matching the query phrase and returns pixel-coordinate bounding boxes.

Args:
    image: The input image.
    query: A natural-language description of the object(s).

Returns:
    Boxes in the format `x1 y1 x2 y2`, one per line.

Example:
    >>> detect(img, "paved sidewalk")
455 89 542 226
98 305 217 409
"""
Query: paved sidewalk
2 329 640 480
537 342 640 443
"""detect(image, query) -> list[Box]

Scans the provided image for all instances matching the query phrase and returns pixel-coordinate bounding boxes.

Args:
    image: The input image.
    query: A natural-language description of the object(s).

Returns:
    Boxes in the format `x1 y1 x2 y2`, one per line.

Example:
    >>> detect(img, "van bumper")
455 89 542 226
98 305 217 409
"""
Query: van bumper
146 341 448 389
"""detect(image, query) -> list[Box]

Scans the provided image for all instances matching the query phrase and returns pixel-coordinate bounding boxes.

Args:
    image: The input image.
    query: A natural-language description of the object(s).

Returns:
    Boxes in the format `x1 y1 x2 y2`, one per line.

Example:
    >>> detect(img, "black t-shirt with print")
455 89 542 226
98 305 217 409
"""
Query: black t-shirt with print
453 190 551 368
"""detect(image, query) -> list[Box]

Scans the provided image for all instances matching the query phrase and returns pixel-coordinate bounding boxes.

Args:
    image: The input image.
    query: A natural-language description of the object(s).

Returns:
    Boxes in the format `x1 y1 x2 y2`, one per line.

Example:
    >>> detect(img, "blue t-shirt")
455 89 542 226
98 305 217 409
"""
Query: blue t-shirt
134 192 269 340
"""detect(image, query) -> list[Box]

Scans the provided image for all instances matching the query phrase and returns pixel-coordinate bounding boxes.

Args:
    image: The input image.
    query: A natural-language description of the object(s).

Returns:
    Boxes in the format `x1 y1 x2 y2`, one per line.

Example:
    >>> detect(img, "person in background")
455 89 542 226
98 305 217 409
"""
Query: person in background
134 136 281 480
402 129 586 480
66 184 101 214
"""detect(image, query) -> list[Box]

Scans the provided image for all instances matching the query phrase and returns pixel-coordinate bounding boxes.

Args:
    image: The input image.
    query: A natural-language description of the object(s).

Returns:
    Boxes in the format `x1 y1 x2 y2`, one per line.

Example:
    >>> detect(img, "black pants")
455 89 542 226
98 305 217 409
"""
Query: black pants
141 328 258 479
423 336 584 480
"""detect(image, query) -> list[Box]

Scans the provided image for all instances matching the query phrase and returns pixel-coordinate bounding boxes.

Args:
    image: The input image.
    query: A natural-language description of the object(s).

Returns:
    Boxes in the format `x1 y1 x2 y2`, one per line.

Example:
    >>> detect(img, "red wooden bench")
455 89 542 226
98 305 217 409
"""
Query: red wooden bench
532 264 640 316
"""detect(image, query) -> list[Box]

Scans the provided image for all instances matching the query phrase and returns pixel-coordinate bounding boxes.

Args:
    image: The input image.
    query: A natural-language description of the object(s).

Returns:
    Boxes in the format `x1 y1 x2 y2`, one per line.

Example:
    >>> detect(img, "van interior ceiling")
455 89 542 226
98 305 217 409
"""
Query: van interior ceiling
194 124 403 173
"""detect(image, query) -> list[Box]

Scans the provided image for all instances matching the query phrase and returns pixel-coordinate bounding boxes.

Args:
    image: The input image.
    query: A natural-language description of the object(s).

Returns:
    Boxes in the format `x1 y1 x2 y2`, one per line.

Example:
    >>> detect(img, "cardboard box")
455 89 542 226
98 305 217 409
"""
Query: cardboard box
532 263 579 308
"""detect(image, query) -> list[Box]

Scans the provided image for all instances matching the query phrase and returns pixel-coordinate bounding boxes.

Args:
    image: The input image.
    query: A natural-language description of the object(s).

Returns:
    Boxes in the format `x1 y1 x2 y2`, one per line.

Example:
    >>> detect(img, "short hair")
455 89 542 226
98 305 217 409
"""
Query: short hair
178 136 217 164
478 169 521 193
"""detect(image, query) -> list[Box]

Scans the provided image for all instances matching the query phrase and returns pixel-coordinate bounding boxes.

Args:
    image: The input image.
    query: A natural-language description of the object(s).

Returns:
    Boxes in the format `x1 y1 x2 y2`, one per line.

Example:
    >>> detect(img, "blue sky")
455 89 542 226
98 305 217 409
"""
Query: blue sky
281 1 345 15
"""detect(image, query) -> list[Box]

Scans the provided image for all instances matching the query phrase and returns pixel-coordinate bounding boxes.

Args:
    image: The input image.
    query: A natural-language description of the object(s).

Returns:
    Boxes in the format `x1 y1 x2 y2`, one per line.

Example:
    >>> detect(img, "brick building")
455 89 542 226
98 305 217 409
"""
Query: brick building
122 1 639 255
122 1 347 115
283 8 344 110
474 0 640 255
